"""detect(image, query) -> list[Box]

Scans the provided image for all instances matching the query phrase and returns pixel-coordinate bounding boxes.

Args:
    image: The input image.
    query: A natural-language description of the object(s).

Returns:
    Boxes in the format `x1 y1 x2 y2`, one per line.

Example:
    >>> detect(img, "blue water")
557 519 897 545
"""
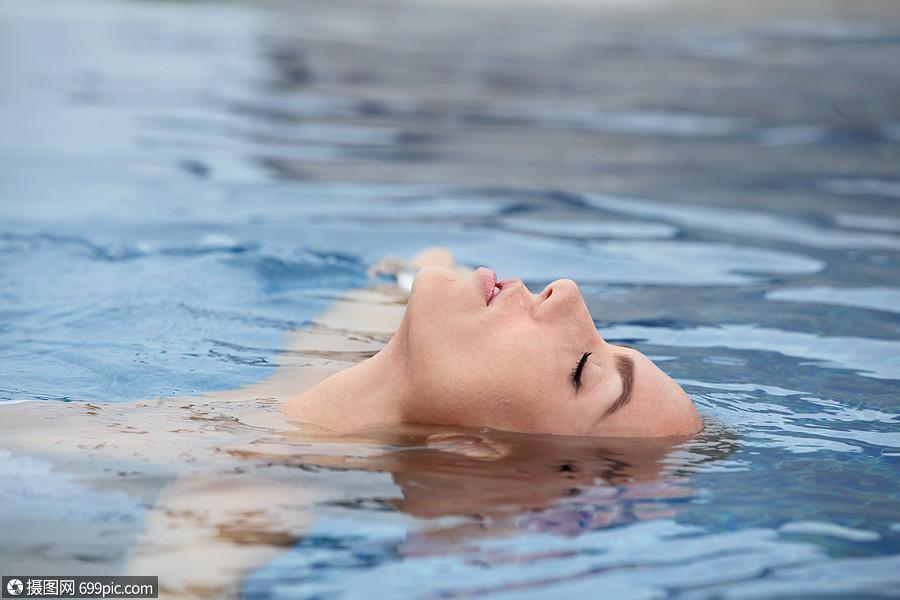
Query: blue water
1 0 899 597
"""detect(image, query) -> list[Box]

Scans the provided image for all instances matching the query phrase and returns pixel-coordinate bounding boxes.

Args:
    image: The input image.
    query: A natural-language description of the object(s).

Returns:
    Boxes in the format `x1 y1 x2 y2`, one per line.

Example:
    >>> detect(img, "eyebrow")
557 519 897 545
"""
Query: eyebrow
601 354 635 418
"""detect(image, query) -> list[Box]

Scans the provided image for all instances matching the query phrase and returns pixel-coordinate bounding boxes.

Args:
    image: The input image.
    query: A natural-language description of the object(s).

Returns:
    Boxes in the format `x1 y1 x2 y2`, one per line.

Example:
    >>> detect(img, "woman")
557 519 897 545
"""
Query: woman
0 248 706 597
283 248 702 438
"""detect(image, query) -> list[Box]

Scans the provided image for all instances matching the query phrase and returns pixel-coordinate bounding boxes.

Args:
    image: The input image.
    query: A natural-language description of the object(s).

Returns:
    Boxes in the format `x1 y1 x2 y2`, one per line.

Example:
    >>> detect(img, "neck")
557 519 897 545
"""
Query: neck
281 328 411 432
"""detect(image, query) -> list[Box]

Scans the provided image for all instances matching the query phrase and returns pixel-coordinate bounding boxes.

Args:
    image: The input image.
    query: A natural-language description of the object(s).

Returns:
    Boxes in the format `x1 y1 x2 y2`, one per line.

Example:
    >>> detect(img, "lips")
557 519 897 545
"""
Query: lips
475 268 520 305
476 267 498 305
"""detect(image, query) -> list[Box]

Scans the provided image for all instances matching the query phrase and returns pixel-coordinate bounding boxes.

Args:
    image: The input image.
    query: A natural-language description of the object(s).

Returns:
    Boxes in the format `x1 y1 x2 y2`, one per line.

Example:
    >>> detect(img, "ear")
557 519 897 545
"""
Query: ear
425 433 511 461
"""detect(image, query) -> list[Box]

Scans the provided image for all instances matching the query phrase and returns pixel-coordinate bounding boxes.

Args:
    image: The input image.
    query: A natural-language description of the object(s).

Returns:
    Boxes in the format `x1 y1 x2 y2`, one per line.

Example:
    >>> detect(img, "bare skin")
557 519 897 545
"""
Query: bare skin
284 251 702 437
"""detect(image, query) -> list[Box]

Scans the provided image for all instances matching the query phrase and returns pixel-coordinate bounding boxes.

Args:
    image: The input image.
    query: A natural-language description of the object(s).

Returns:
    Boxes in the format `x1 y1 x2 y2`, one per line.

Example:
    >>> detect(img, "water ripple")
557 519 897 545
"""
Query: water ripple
766 286 900 315
584 194 900 250
606 324 900 381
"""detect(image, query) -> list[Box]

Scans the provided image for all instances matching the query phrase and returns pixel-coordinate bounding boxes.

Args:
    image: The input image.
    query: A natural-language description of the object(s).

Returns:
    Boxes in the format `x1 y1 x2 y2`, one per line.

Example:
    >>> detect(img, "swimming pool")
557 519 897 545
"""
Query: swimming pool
1 0 898 597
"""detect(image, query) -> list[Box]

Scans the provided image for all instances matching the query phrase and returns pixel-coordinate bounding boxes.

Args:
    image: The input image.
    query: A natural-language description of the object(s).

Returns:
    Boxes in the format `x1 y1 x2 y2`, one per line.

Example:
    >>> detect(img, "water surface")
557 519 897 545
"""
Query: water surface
0 0 898 597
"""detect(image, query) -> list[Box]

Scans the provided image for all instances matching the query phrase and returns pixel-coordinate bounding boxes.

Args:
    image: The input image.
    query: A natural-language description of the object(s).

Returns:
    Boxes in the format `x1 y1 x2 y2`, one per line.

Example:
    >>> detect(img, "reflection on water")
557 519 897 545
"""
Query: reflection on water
236 424 739 598
1 0 899 597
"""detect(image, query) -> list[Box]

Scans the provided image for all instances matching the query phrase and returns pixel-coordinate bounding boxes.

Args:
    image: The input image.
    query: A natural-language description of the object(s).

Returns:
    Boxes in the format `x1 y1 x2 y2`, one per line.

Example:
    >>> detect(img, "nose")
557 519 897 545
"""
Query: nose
537 278 583 315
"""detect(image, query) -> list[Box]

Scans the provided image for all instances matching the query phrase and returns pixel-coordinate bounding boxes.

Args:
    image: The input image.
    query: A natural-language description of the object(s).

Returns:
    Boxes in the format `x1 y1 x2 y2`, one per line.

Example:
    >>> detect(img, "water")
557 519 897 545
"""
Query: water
1 0 899 597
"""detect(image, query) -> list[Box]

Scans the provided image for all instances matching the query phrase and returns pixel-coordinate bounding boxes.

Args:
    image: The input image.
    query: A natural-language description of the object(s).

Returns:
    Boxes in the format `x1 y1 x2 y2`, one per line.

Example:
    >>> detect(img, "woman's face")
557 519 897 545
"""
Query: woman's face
400 266 702 437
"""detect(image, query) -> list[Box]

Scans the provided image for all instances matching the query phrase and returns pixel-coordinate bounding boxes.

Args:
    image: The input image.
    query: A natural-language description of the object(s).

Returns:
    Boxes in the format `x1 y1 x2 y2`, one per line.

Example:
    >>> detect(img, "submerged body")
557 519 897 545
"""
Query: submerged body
0 249 705 597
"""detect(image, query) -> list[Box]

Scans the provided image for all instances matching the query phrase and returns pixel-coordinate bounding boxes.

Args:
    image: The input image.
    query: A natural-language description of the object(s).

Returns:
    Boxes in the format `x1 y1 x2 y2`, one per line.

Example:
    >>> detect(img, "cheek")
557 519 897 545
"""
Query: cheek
409 329 513 403
409 330 558 429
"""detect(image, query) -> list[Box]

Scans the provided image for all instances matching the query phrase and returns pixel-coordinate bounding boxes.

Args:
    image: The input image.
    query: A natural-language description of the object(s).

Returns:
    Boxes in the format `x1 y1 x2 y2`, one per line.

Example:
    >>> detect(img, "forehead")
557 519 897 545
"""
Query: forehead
629 350 672 400
591 347 693 436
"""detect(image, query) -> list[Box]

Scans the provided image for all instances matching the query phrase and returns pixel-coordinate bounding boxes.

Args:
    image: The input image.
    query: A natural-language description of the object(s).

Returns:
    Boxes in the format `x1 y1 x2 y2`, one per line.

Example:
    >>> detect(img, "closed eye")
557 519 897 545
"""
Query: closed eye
571 351 591 392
